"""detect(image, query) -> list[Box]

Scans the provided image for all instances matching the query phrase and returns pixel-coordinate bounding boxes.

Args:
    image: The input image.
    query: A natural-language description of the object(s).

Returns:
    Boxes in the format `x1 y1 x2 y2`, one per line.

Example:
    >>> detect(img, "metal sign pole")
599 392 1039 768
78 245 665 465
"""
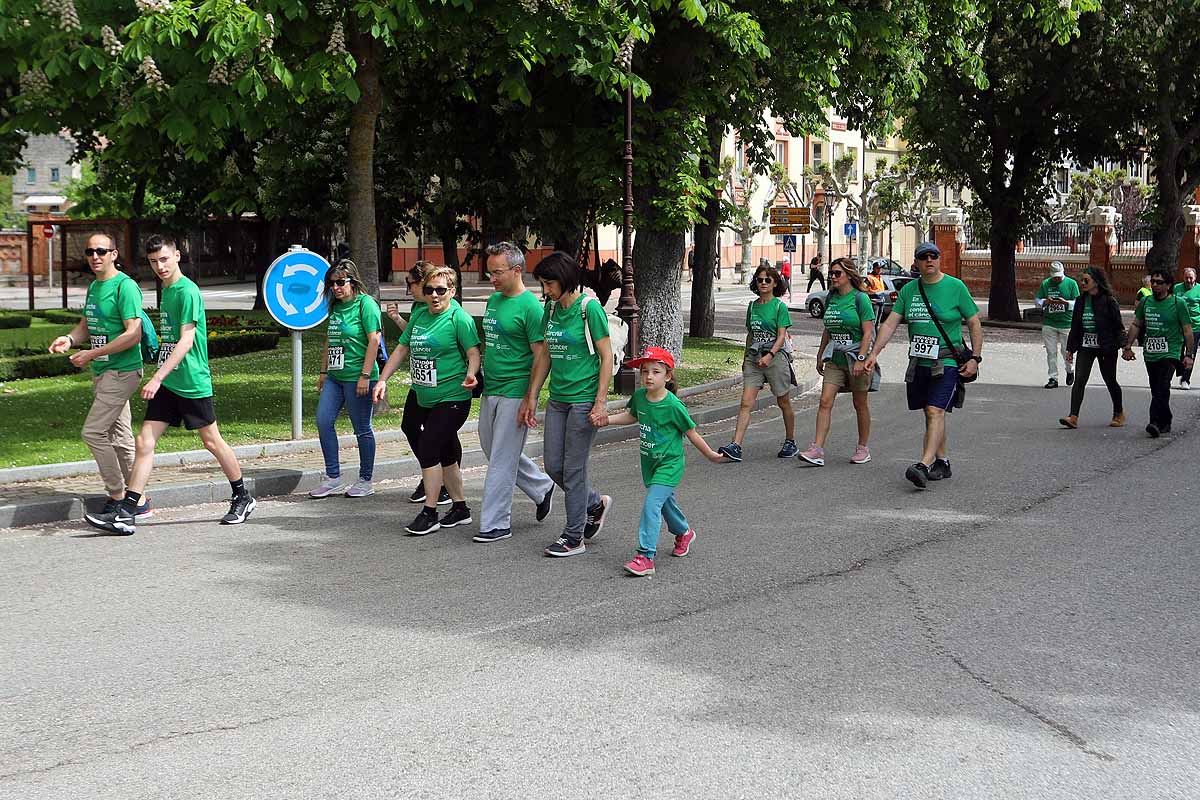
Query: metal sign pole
292 330 303 440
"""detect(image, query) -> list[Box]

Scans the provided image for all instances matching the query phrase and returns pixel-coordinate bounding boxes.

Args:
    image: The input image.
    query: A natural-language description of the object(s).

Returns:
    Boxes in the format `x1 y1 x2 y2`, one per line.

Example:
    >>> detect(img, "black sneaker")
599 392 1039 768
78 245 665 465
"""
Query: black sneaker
717 442 743 462
84 504 136 535
473 528 512 543
905 462 930 489
777 439 799 459
437 487 452 505
1160 423 1172 434
133 496 153 519
928 458 952 481
536 487 554 522
1065 371 1075 386
439 504 473 528
405 507 441 535
584 495 612 540
544 535 585 557
409 481 426 504
1044 378 1059 389
1146 423 1160 438
220 494 257 525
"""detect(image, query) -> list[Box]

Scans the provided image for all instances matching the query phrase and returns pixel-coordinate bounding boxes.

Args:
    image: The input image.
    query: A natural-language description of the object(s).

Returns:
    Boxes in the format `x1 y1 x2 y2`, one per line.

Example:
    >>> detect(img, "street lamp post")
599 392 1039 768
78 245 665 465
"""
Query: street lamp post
614 38 640 395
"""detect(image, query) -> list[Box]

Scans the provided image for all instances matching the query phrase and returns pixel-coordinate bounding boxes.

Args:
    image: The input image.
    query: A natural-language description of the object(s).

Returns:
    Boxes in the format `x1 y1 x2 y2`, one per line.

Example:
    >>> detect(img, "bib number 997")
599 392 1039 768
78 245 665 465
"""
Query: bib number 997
909 335 940 360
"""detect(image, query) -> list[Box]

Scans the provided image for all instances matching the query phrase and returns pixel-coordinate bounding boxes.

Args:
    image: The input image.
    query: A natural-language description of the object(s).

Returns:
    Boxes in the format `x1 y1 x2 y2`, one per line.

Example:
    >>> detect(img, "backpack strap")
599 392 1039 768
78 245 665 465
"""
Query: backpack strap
580 295 596 356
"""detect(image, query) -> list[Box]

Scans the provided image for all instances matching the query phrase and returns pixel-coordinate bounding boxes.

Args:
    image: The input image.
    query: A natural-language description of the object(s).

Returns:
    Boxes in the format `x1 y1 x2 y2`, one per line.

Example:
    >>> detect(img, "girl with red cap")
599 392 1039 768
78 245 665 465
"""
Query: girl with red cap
603 347 726 576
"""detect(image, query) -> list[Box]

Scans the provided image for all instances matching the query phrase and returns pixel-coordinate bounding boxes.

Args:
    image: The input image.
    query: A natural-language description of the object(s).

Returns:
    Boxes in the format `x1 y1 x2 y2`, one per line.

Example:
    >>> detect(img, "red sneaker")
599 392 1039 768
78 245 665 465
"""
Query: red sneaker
672 528 697 557
623 554 656 576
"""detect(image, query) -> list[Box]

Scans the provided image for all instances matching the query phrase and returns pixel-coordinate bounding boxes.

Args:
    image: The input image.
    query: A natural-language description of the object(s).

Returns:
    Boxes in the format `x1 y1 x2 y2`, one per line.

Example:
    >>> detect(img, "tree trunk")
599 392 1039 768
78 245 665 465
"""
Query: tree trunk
689 124 721 338
1146 144 1184 273
633 228 686 359
435 210 462 300
987 205 1022 321
346 19 381 298
740 220 755 273
253 216 280 311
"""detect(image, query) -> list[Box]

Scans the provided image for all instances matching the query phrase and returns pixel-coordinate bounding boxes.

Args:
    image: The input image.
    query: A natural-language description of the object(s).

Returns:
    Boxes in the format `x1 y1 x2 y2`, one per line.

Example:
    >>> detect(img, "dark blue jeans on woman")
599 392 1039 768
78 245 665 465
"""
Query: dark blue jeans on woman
317 378 377 481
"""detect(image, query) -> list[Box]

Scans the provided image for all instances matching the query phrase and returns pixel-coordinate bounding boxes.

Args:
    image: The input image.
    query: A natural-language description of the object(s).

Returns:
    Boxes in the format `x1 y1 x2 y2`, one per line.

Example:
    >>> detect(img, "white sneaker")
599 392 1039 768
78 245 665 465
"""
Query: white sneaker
309 475 346 498
1181 380 1191 391
345 480 375 498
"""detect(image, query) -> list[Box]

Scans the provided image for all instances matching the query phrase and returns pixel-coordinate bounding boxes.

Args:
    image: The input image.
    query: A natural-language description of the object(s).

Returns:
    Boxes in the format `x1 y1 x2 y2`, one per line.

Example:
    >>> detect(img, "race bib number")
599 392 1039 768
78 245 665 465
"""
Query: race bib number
1082 332 1099 348
411 357 437 387
752 327 775 343
1145 336 1169 355
909 335 940 360
1048 300 1070 314
156 341 176 368
830 332 853 346
89 334 109 362
327 346 345 371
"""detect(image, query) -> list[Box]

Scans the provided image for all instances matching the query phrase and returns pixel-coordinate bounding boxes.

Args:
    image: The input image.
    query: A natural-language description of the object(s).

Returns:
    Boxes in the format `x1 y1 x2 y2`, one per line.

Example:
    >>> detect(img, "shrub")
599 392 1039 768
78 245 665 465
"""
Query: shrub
206 330 280 358
32 309 82 325
0 313 32 329
0 353 79 381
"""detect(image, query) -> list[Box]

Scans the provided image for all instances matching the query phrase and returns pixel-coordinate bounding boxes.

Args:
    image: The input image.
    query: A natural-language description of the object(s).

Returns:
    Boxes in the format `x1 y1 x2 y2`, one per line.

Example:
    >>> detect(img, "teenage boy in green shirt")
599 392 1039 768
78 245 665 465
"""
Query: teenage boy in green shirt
48 233 151 516
85 235 255 535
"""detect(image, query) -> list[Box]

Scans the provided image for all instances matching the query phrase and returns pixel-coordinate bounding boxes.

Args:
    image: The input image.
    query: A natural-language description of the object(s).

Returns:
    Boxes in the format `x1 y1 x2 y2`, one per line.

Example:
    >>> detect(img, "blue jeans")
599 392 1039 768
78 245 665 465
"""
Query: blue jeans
317 378 377 481
638 484 689 559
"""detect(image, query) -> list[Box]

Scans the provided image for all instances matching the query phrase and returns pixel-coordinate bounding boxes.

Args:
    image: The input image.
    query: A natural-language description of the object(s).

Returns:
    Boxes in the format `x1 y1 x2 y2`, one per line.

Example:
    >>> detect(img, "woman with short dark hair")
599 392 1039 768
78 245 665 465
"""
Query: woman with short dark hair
1060 266 1126 429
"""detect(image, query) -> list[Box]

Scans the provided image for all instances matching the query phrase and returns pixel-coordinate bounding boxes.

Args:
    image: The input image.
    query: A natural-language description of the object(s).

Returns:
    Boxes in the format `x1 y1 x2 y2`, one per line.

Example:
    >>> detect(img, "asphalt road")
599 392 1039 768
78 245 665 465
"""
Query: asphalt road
2 343 1198 798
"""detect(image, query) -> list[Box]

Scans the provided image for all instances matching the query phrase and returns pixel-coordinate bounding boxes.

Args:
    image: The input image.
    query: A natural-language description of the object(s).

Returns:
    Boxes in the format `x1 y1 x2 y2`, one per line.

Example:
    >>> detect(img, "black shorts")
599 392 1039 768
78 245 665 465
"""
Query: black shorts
144 386 217 430
906 365 960 413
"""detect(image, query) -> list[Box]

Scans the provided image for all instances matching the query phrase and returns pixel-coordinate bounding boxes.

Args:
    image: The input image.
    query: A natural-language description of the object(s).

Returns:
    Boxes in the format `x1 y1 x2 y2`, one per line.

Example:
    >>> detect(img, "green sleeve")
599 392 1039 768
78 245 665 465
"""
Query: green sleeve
541 302 552 333
857 291 876 321
1178 299 1192 328
455 308 481 350
524 296 545 344
1135 299 1145 321
1035 280 1047 301
673 396 697 432
775 299 792 329
179 285 203 326
585 299 610 340
627 389 641 417
398 318 414 346
958 281 980 317
894 284 912 319
117 277 142 320
360 296 382 333
1067 280 1080 300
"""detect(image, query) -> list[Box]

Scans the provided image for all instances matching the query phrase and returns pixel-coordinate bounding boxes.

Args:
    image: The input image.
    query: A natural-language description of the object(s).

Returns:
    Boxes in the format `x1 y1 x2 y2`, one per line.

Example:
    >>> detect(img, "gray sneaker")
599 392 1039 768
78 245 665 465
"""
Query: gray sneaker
344 479 374 498
309 475 346 499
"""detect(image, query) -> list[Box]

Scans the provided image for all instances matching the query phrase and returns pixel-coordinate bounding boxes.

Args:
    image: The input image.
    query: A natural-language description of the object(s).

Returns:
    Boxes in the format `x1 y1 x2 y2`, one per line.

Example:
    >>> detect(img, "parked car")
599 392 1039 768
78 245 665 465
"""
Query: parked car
806 274 914 321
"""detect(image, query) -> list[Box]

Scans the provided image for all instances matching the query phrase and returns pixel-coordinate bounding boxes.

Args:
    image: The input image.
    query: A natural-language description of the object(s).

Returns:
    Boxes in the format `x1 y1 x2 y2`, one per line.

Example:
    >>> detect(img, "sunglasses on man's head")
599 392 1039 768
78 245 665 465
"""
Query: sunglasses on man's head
425 285 451 296
84 247 114 257
330 278 354 287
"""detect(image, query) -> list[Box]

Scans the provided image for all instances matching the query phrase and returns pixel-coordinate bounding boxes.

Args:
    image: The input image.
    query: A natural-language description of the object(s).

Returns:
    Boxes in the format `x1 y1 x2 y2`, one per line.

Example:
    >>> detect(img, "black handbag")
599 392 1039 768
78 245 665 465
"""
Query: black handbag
917 279 977 384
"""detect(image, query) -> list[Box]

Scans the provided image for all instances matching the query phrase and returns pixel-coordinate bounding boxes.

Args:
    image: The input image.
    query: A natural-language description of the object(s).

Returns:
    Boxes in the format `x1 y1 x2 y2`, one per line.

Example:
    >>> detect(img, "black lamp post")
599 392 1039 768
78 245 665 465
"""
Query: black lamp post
614 36 640 395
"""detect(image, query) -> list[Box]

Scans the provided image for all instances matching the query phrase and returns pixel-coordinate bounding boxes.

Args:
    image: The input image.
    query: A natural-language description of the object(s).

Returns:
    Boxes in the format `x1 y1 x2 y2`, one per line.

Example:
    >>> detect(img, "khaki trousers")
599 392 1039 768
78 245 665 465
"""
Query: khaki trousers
82 369 141 496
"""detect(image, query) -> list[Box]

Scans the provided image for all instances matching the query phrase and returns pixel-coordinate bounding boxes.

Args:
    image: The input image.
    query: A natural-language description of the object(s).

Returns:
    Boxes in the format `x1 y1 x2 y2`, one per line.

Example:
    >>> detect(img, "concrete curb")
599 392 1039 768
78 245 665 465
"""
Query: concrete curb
0 373 816 529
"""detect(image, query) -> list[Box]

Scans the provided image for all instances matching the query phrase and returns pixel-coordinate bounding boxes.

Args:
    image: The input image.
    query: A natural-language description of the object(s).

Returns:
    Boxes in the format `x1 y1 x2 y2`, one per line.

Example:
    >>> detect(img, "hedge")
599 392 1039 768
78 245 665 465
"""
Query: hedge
33 309 82 325
0 330 280 381
0 313 32 329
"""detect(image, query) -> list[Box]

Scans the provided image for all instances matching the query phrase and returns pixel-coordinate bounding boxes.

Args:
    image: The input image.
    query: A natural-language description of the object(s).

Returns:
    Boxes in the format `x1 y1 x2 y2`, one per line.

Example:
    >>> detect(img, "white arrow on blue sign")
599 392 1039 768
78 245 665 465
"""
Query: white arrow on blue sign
264 247 331 330
844 221 857 237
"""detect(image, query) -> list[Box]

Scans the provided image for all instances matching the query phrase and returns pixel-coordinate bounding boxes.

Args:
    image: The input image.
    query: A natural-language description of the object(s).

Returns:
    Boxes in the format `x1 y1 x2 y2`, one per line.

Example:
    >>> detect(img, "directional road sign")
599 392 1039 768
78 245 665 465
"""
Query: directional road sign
263 246 331 331
844 221 857 238
782 235 797 252
769 224 811 235
769 206 811 224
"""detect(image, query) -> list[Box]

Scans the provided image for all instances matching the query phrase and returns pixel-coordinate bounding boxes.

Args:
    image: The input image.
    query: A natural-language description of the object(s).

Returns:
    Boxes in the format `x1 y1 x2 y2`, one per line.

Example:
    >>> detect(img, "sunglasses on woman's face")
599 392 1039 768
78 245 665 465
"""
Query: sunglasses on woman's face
425 285 451 296
330 278 353 287
756 276 774 284
84 247 114 257
829 270 845 278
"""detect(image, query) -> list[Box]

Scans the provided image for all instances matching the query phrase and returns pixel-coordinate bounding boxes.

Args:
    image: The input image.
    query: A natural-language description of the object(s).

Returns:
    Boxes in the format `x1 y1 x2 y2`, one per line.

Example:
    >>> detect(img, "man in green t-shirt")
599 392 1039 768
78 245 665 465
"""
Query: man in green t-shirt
866 241 983 489
1172 267 1200 388
85 235 255 535
474 242 555 542
48 232 149 514
1035 261 1079 389
1123 268 1195 437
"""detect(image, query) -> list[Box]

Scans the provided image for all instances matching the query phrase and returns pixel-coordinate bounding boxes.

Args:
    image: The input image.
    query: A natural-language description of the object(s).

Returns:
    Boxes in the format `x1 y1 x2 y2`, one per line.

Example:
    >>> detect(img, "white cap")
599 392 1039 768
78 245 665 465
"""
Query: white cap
1050 261 1065 276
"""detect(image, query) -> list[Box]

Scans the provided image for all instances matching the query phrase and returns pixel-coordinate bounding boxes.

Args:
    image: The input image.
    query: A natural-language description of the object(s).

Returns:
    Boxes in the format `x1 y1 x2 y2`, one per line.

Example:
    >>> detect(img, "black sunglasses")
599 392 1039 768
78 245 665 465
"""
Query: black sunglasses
756 276 774 284
84 247 114 257
829 270 845 277
330 278 354 287
425 285 451 296
916 253 938 261
1150 279 1168 285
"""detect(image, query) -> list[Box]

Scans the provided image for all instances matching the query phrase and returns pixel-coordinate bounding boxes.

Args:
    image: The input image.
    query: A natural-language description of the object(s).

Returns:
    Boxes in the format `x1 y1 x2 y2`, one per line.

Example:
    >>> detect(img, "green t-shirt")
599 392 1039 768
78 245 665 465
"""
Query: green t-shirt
157 275 212 398
627 387 695 488
83 271 143 375
1036 276 1080 329
745 297 792 355
1081 295 1096 334
542 295 610 404
1135 293 1192 362
398 302 480 408
1172 282 1200 327
893 274 979 368
326 294 382 383
482 290 545 399
822 290 875 366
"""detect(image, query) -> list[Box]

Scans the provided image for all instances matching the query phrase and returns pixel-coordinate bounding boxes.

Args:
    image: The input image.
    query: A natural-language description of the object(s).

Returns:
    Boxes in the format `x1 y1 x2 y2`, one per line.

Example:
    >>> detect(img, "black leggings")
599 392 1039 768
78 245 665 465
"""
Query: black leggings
1069 349 1122 416
403 398 471 468
807 271 825 292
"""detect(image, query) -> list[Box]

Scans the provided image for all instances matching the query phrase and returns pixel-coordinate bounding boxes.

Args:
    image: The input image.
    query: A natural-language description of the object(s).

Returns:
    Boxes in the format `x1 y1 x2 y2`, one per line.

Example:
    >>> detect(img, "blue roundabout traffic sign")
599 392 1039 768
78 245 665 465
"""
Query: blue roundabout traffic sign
263 247 331 330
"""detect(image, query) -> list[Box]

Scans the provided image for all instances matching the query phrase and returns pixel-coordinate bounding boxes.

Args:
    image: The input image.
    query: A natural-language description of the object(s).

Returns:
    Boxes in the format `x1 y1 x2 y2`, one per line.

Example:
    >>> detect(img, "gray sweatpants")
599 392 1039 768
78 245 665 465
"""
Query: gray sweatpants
543 399 601 541
478 394 554 532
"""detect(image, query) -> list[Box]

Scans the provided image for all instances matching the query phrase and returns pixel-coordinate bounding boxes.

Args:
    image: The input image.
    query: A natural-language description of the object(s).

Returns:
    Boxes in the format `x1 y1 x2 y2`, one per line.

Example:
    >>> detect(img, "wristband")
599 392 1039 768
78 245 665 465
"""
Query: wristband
360 373 371 379
320 371 328 375
66 334 75 347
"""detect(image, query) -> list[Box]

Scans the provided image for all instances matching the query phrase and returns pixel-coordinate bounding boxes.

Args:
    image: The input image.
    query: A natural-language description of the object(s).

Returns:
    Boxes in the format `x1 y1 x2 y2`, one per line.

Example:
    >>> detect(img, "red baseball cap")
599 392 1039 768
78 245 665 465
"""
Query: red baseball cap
626 346 676 370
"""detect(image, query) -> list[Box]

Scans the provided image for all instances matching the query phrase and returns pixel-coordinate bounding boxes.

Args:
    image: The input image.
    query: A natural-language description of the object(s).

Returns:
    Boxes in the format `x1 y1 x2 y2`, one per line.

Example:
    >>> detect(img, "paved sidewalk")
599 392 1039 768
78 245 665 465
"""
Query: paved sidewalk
0 363 819 528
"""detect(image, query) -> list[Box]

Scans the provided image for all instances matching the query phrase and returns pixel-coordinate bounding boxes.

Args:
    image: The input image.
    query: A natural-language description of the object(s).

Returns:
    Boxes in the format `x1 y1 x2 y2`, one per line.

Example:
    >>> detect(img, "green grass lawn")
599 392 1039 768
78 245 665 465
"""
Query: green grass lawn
0 330 743 469
0 318 63 354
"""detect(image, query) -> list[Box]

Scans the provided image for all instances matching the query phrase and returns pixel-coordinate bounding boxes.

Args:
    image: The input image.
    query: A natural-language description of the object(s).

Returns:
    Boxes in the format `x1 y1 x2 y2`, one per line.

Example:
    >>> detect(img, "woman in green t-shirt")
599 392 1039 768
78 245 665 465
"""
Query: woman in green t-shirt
374 265 482 534
715 264 796 462
798 258 876 466
312 260 383 500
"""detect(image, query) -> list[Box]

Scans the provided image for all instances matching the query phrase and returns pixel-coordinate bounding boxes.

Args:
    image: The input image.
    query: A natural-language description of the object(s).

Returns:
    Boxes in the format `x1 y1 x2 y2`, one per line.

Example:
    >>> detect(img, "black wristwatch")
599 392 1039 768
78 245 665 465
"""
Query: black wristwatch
969 355 982 364
360 373 372 379
855 353 866 362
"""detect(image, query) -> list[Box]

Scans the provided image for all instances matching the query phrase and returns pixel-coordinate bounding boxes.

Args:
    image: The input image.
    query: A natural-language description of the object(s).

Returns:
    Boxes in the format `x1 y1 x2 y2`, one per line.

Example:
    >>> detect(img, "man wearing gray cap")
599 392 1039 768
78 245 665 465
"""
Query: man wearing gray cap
1035 260 1079 388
